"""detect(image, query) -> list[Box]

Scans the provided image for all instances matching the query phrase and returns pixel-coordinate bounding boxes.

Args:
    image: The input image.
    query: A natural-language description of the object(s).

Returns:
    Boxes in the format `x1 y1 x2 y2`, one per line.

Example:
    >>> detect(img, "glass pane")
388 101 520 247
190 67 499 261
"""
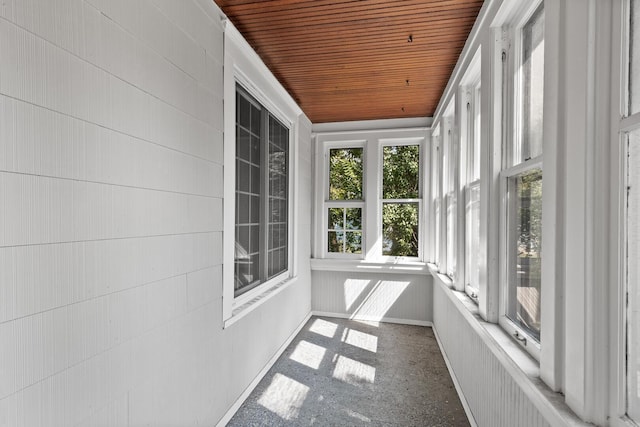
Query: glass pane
235 90 262 296
446 192 457 277
432 139 441 264
328 208 362 254
267 115 289 279
631 0 640 114
235 87 290 294
329 148 363 200
345 208 361 230
520 4 545 163
506 169 542 341
383 145 420 199
628 130 640 421
345 231 362 254
382 203 418 257
473 86 481 181
328 231 344 253
465 184 480 292
328 208 343 230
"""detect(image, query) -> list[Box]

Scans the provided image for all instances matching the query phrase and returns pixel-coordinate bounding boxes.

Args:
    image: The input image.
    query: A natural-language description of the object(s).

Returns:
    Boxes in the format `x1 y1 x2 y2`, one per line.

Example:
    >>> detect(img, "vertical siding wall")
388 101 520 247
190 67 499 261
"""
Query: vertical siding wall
433 281 552 427
0 1 312 425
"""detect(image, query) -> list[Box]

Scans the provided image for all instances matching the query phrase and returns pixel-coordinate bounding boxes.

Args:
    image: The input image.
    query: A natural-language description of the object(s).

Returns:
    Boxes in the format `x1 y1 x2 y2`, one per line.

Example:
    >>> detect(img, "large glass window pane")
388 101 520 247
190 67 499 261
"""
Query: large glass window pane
446 193 457 277
472 86 482 181
628 130 640 421
267 116 289 280
329 148 363 200
521 4 545 163
466 184 480 292
383 145 419 199
235 90 262 294
506 169 543 341
432 138 441 265
382 203 418 257
235 87 289 296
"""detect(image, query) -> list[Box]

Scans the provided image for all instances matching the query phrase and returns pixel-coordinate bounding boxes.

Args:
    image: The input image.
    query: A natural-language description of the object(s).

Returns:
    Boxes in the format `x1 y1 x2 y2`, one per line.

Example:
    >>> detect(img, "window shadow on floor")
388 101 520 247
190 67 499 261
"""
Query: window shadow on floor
228 316 470 426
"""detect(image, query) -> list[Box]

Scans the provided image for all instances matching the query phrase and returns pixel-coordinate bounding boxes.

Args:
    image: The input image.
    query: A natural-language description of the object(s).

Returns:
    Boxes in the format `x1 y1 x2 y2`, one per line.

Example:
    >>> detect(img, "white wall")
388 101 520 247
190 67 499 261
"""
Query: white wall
0 0 312 425
312 271 432 325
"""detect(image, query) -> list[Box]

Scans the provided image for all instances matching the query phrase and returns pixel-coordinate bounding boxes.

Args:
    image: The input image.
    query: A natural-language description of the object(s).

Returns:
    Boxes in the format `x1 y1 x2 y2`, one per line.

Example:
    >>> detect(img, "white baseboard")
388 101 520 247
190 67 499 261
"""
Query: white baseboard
312 310 433 327
432 326 478 427
215 311 313 427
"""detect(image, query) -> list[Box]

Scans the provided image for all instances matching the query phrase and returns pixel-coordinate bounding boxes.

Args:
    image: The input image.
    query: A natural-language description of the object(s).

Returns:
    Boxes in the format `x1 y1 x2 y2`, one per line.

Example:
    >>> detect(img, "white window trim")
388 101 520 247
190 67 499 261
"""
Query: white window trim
313 128 427 265
222 20 303 326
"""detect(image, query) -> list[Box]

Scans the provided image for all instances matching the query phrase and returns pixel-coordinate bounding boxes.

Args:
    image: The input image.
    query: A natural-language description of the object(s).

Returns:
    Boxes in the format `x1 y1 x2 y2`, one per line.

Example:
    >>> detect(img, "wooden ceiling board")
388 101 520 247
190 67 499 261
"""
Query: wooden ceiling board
214 0 484 123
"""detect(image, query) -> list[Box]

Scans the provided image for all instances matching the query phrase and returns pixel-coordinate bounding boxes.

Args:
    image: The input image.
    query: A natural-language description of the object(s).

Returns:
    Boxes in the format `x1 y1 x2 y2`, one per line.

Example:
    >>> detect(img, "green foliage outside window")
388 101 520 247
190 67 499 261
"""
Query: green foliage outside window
329 148 363 200
328 144 421 258
382 145 420 257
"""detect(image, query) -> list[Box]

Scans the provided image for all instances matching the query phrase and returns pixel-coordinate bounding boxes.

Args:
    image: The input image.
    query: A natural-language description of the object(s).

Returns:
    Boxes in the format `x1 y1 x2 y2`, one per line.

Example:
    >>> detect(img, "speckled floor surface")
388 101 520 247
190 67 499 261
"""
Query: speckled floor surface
227 316 470 426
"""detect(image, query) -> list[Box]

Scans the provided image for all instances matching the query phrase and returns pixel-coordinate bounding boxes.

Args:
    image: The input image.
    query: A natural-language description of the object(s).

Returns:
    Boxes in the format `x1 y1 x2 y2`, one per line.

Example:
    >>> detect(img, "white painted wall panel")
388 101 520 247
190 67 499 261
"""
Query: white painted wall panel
0 1 312 426
433 280 557 427
311 271 433 324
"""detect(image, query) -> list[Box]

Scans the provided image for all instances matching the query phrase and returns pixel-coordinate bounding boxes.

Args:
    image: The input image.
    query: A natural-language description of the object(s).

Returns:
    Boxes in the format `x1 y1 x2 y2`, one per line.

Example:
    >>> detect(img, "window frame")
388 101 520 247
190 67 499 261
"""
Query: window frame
222 21 302 326
379 139 424 262
230 82 294 309
497 0 545 361
323 141 366 259
460 49 482 300
313 129 427 264
440 105 457 280
430 125 442 266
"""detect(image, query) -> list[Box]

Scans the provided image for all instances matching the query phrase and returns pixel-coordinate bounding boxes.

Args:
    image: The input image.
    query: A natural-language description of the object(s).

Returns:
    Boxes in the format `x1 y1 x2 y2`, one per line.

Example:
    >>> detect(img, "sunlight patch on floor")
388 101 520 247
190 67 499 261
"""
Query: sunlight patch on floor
342 328 378 353
289 340 326 370
332 355 376 386
309 318 338 338
257 373 309 420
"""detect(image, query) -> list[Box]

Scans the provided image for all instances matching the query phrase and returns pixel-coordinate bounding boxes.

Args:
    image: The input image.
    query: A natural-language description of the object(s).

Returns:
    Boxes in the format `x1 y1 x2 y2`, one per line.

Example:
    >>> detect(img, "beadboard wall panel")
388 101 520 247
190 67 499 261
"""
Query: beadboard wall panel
433 281 553 427
311 271 433 324
0 1 312 426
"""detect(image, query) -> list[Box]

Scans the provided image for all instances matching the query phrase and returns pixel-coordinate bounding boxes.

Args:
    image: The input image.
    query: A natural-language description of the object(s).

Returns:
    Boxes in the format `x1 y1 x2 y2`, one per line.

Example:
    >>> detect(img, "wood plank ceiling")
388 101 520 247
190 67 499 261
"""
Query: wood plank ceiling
214 0 484 123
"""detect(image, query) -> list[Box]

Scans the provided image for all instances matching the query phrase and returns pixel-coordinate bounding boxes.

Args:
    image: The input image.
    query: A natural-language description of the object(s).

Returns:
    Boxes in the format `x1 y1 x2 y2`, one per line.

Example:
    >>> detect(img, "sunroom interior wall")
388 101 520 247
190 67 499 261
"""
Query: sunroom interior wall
0 1 312 425
311 271 433 325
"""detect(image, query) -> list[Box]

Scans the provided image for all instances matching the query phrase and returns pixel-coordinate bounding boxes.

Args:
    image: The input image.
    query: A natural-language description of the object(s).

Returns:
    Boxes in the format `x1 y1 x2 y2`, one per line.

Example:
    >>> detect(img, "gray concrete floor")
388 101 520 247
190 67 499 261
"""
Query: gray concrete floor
228 316 470 426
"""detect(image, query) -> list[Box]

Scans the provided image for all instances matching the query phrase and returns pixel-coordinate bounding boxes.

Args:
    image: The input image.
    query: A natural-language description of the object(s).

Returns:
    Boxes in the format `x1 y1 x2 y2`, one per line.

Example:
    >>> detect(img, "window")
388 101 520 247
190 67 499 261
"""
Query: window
315 130 425 263
382 144 420 257
327 147 364 256
442 112 457 278
462 58 482 299
431 127 442 266
234 85 290 296
499 2 544 356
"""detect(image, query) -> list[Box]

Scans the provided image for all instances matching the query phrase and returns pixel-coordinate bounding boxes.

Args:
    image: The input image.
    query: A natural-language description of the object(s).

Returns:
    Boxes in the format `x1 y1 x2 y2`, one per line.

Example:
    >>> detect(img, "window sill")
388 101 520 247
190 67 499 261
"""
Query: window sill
223 276 298 329
310 258 430 275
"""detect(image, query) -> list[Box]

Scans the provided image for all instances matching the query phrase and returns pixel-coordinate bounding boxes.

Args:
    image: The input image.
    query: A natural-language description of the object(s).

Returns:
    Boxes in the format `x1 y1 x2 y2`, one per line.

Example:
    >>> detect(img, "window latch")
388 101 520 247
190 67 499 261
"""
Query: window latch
513 330 527 346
